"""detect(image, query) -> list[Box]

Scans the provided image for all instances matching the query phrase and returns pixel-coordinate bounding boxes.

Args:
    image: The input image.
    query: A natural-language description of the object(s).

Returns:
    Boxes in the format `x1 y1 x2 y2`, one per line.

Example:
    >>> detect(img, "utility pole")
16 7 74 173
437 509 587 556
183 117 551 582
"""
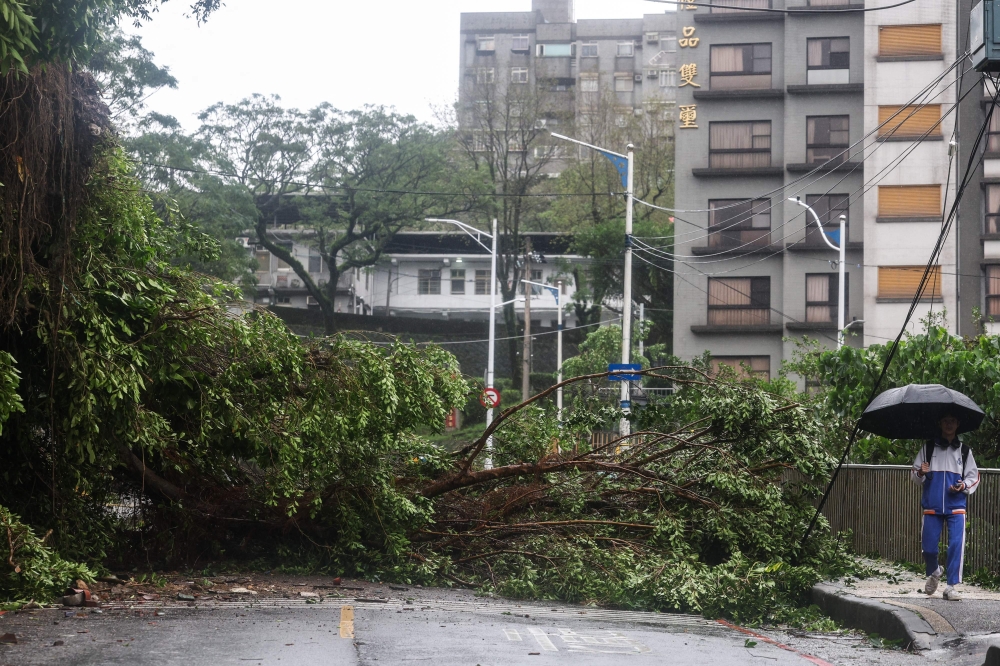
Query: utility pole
619 144 635 437
521 238 532 401
385 259 394 314
557 279 563 422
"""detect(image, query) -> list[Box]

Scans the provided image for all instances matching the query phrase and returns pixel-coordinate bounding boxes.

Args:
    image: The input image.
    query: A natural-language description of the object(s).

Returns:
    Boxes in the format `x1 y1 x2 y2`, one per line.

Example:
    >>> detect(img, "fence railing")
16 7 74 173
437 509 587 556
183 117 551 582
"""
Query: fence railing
796 464 1000 574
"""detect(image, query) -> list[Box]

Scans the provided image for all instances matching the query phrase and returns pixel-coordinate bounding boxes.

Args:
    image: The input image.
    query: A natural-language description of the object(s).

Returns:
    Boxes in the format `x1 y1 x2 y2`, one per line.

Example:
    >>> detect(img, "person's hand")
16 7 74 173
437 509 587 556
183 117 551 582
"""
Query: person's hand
949 481 966 493
918 462 930 477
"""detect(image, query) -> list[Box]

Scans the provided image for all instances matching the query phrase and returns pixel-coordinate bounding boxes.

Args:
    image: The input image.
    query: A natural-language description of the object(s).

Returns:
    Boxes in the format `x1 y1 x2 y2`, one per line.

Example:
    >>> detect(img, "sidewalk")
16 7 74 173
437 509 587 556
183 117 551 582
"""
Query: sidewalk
813 561 1000 662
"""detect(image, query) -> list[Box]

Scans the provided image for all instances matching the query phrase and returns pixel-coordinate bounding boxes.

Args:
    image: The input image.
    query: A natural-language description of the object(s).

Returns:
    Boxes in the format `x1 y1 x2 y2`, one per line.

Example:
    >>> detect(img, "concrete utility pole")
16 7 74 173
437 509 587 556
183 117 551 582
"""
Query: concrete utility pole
521 238 532 401
557 279 563 422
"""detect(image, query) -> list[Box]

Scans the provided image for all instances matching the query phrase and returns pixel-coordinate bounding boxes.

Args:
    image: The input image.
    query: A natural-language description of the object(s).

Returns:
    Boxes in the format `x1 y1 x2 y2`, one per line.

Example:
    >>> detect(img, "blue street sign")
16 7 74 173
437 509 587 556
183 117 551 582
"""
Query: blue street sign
598 150 629 189
608 363 642 382
620 400 632 409
824 229 841 246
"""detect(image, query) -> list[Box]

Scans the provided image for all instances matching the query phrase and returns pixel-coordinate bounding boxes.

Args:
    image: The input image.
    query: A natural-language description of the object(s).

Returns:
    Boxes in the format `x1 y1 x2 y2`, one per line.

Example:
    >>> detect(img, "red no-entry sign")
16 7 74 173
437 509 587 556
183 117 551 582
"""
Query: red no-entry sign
479 387 501 408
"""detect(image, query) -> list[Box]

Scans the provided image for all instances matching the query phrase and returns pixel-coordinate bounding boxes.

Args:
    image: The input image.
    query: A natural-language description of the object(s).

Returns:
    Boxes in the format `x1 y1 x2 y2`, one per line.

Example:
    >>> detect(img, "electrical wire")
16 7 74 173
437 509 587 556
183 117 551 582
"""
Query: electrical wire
344 316 623 347
800 72 1000 551
629 54 968 218
633 74 981 267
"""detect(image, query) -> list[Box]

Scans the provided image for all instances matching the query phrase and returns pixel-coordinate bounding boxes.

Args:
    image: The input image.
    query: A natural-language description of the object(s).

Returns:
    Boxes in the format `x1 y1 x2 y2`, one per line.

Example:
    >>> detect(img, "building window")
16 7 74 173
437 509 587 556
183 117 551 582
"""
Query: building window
614 74 634 92
804 194 849 245
808 0 848 5
450 269 466 295
988 112 1000 153
254 249 271 271
308 255 321 273
987 266 1000 316
877 185 940 219
581 42 598 57
806 273 848 323
617 41 634 57
710 356 770 380
476 35 495 53
276 296 291 305
877 104 942 139
659 69 677 88
710 44 772 90
807 115 849 164
418 269 441 295
475 68 495 84
519 269 544 295
709 121 771 169
987 185 1000 234
807 37 849 84
707 277 770 325
511 67 528 84
710 0 770 13
878 266 941 300
537 43 574 57
580 74 599 92
475 270 491 295
878 24 942 58
512 34 530 51
707 199 771 248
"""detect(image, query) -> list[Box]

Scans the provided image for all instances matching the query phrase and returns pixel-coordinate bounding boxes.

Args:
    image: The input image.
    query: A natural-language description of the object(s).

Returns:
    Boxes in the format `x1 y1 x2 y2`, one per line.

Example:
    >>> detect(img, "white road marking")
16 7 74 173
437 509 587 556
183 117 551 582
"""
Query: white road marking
504 628 522 641
528 627 559 651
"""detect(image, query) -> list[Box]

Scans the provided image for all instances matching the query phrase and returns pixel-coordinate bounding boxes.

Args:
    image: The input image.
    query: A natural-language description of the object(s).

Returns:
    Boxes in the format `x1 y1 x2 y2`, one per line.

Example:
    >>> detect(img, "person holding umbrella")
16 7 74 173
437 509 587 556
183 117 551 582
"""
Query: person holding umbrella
911 412 980 600
859 384 985 602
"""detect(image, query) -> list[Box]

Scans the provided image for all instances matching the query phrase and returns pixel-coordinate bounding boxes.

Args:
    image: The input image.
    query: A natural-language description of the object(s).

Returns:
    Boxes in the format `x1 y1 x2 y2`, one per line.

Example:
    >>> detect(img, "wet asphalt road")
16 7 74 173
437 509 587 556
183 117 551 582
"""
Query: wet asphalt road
0 589 977 666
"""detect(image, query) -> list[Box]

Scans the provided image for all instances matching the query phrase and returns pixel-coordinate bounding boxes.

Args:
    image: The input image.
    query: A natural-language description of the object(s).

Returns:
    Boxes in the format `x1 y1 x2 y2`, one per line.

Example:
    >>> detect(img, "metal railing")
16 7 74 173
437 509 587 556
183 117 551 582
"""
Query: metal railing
791 465 1000 574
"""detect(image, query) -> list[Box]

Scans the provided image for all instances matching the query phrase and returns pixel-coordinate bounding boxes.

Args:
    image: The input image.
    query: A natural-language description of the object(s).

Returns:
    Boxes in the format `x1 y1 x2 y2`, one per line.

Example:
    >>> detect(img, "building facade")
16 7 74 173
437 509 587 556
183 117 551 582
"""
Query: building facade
672 0 866 381
863 1 957 345
672 0 957 381
459 0 678 154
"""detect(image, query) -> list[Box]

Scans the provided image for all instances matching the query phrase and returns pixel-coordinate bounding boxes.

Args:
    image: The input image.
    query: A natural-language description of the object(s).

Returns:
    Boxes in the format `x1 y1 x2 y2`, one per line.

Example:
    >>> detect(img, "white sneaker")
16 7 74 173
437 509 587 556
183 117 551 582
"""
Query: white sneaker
943 585 962 601
924 566 943 595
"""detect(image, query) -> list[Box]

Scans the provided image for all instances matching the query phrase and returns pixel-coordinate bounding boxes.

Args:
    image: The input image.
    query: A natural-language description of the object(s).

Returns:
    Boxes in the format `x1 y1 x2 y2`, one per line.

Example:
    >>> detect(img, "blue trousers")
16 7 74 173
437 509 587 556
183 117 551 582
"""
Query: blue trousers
922 513 966 586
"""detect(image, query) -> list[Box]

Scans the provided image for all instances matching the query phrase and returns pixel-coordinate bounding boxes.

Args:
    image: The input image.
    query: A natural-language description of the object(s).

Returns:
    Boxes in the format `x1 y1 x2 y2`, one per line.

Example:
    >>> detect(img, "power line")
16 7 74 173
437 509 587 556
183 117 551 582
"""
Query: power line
635 73 981 268
801 72 1000 550
630 55 968 219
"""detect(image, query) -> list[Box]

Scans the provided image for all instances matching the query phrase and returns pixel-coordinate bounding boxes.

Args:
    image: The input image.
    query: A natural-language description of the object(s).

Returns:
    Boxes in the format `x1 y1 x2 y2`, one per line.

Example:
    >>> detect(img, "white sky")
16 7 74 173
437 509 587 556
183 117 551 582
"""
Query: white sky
130 0 665 129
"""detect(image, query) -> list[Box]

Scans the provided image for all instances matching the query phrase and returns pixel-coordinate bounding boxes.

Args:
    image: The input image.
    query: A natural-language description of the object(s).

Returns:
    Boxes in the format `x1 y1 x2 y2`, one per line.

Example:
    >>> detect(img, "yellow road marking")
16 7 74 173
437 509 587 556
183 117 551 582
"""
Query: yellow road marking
340 605 355 639
880 600 956 634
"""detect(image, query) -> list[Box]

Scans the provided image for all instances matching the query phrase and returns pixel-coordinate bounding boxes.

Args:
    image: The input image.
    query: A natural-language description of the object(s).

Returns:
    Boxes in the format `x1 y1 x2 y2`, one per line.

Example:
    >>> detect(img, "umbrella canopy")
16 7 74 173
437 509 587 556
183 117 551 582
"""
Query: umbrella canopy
858 384 985 440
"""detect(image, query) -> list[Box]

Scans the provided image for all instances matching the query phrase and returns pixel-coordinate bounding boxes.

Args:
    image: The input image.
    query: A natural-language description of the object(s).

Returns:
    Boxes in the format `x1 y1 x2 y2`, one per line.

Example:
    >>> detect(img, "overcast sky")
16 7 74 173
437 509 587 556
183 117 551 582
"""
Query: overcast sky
130 0 665 129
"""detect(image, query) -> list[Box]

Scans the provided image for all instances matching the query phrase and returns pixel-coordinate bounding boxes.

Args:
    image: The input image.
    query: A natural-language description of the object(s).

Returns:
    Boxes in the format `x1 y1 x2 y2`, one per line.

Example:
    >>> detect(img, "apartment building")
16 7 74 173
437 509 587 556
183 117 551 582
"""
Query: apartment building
672 0 867 381
458 0 678 148
958 0 1000 336
863 2 957 345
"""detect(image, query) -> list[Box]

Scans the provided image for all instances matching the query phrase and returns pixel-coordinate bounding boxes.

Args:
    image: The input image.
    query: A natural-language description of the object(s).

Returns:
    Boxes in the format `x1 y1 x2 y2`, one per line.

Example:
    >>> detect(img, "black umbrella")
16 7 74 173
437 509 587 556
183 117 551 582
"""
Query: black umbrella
858 383 985 439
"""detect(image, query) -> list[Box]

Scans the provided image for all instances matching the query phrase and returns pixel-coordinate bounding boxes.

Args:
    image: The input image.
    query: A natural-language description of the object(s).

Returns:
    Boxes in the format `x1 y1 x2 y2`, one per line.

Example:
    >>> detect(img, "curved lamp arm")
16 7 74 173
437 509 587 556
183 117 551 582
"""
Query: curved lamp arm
788 197 840 251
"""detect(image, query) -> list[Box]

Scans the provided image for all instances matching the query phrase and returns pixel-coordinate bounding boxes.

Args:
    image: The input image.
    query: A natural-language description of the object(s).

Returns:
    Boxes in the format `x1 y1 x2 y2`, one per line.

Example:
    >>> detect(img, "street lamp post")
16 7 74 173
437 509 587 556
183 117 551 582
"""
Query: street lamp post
550 132 634 435
789 198 846 348
426 217 499 468
521 279 562 421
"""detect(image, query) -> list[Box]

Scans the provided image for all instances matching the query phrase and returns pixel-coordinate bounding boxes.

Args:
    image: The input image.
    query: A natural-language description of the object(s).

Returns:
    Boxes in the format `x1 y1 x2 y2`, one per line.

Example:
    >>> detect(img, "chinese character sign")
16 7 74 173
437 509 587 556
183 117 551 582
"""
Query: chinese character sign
679 63 700 87
678 105 698 129
679 26 699 48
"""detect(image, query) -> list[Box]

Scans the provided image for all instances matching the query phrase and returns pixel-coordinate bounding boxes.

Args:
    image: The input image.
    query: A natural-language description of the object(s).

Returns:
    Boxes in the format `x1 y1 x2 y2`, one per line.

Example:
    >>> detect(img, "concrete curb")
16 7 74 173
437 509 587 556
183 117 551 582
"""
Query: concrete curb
810 583 936 650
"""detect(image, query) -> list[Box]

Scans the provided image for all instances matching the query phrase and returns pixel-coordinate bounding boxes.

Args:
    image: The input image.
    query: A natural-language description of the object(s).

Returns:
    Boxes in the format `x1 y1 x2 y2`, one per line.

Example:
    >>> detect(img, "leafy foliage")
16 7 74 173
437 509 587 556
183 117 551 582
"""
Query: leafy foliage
787 314 1000 465
0 0 222 73
1 506 93 604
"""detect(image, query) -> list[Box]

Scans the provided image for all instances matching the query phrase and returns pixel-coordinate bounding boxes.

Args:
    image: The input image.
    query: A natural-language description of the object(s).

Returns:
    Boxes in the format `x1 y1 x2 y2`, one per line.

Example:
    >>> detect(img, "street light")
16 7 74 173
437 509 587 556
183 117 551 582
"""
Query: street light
551 132 635 436
789 197 846 349
522 279 562 421
426 217 498 468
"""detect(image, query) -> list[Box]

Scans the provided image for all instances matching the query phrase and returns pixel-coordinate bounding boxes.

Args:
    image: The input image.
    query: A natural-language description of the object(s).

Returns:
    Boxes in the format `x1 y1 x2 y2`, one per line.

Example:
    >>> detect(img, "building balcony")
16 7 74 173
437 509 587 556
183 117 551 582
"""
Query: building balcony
786 83 863 95
691 324 784 334
692 166 784 177
693 88 784 100
786 161 863 173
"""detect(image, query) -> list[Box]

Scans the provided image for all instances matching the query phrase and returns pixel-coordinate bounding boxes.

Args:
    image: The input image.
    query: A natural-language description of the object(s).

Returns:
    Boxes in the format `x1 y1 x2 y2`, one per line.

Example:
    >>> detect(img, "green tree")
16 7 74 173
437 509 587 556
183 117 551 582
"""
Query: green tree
547 91 676 347
787 313 1000 466
0 0 223 73
192 96 460 334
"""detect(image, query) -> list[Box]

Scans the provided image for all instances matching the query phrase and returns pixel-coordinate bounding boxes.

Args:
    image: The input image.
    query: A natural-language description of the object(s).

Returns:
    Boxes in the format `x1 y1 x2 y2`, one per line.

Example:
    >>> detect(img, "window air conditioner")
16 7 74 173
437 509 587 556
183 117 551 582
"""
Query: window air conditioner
634 74 643 82
291 279 301 288
646 32 659 43
646 69 658 78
